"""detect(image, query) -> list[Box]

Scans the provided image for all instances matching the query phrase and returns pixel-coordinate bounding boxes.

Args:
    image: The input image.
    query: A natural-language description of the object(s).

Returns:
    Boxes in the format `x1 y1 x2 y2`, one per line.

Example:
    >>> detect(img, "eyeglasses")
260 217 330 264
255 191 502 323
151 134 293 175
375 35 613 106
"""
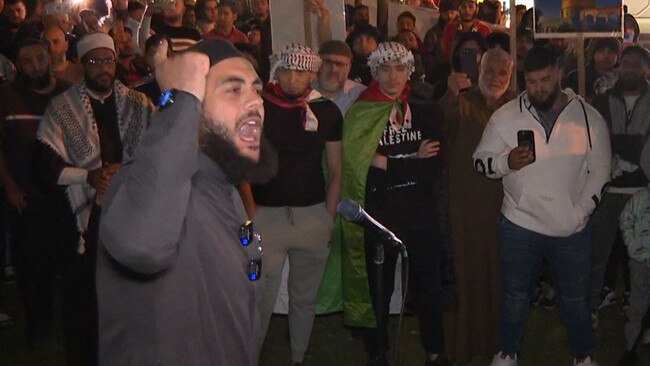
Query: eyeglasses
322 59 351 69
239 220 263 281
85 58 117 66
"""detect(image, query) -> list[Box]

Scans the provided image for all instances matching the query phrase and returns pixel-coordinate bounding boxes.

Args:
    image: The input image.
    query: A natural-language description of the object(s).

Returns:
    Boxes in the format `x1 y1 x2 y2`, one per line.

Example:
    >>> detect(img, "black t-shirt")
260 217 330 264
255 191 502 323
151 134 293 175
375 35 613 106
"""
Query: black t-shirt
365 100 445 231
252 96 343 207
89 94 123 164
0 81 69 197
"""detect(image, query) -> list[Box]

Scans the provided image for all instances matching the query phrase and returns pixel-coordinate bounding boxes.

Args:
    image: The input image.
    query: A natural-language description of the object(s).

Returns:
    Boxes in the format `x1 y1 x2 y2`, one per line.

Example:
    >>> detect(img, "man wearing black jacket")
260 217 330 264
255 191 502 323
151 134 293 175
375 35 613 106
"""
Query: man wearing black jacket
590 45 650 325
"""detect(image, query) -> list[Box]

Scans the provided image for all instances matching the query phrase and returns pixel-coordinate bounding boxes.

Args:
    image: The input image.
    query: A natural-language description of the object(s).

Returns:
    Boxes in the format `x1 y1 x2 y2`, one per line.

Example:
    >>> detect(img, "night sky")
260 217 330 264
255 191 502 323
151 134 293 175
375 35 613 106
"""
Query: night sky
536 0 622 19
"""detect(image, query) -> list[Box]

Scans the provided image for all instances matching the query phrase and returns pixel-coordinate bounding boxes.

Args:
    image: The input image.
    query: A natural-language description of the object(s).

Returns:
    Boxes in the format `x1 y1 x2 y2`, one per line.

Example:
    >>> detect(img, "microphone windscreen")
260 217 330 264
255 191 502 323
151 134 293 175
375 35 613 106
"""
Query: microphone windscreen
337 199 362 222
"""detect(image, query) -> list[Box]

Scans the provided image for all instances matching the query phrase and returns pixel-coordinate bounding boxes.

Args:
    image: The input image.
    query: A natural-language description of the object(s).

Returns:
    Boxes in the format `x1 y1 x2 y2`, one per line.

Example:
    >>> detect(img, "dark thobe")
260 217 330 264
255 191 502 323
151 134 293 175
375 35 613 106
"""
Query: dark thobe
440 88 507 364
97 92 261 365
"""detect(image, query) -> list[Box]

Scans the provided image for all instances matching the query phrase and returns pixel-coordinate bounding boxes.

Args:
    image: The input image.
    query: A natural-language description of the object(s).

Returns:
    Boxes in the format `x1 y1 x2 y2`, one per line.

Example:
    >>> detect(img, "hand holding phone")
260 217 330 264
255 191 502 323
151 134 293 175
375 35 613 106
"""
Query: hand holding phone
447 71 472 97
509 130 535 170
460 48 478 89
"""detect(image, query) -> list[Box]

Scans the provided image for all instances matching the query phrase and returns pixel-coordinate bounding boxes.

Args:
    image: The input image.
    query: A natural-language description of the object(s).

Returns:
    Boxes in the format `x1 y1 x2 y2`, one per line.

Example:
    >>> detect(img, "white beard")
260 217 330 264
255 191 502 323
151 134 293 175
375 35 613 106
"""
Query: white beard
478 73 509 101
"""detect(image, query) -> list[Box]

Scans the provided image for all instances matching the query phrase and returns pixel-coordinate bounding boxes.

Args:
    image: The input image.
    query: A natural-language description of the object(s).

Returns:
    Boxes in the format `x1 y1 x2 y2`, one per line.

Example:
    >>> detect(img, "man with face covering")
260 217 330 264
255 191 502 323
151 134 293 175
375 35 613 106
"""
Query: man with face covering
37 32 151 365
473 46 610 366
96 39 277 365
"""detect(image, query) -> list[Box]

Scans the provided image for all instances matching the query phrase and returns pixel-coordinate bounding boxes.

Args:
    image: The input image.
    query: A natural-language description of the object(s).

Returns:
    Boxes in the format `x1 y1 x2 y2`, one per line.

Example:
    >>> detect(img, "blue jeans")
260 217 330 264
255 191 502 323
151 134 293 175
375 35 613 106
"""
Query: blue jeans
497 216 594 358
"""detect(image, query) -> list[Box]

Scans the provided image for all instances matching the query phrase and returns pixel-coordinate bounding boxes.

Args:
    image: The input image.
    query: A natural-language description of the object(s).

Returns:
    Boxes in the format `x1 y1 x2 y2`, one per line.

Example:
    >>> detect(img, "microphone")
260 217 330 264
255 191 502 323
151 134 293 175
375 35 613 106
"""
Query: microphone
337 199 405 250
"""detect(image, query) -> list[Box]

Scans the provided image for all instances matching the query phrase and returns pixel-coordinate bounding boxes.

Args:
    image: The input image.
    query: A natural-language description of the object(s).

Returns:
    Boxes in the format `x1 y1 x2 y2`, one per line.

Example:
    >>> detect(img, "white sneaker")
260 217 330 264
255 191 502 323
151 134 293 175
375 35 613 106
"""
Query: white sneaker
491 352 517 366
573 356 597 366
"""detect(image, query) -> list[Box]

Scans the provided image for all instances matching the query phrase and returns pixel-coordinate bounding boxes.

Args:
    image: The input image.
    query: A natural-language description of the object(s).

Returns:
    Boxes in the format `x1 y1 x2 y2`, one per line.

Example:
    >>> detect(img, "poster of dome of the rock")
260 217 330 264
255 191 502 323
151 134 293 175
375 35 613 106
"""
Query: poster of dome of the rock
534 0 623 38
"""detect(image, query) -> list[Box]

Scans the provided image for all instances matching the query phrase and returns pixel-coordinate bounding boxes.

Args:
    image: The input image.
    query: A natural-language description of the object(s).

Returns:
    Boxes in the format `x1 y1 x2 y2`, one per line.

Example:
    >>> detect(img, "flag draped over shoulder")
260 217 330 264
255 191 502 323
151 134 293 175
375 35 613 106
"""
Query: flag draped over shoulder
339 81 410 327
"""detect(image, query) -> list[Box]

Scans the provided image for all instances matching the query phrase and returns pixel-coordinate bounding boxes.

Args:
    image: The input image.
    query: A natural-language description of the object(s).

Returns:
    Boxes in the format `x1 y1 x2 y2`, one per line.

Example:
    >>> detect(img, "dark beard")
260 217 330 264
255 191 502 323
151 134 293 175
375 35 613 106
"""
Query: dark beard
619 76 643 92
18 67 51 90
529 85 560 111
84 72 115 93
199 122 278 185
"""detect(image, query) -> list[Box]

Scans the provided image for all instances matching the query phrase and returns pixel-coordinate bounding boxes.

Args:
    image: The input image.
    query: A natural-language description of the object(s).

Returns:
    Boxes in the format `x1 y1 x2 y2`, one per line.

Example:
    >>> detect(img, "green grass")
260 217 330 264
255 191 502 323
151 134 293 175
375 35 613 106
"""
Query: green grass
1 282 649 366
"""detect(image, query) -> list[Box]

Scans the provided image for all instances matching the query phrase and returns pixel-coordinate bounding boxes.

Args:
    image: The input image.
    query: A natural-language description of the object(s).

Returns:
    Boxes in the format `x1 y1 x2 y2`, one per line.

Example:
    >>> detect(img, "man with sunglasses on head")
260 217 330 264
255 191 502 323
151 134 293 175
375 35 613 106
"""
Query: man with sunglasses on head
96 39 277 365
36 32 151 366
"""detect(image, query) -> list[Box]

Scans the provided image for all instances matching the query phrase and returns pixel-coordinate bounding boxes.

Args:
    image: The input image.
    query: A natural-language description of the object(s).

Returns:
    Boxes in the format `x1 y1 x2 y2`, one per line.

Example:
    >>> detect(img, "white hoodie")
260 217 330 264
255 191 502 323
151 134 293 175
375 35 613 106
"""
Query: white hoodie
473 89 611 237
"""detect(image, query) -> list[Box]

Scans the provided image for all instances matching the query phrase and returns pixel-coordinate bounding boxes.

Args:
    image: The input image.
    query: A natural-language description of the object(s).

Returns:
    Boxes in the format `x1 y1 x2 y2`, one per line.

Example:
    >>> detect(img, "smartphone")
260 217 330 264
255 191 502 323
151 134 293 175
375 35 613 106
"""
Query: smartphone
460 48 479 86
517 130 536 163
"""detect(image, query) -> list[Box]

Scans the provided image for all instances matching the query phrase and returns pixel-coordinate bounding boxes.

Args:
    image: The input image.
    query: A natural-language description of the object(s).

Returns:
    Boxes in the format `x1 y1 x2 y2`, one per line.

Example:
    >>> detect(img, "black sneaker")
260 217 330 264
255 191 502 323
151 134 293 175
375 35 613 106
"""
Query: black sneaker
425 356 452 366
618 350 638 366
530 287 543 306
367 354 390 366
622 291 630 310
539 293 556 309
597 287 619 309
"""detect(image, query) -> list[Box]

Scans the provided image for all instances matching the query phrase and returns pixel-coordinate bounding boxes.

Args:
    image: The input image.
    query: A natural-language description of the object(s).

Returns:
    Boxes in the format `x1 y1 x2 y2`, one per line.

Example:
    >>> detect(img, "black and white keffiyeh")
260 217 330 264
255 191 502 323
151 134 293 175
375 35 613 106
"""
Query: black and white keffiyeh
269 43 322 82
367 42 415 79
38 80 151 251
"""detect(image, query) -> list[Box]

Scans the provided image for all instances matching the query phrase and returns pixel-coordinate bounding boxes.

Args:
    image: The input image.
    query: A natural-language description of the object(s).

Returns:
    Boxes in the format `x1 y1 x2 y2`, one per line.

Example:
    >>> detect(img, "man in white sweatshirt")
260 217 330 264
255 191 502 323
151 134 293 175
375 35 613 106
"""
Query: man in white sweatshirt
473 46 611 366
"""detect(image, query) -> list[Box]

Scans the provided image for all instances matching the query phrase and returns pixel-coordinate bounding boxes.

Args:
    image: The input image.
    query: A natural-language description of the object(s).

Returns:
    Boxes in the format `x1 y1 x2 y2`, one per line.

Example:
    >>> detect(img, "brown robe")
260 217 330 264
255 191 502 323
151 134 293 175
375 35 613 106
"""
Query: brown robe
439 88 513 364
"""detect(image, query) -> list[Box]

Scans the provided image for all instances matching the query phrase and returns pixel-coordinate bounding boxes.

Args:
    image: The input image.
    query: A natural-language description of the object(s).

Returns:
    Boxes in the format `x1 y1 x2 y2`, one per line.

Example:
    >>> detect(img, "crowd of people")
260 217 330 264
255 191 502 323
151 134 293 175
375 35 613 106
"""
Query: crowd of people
0 0 649 366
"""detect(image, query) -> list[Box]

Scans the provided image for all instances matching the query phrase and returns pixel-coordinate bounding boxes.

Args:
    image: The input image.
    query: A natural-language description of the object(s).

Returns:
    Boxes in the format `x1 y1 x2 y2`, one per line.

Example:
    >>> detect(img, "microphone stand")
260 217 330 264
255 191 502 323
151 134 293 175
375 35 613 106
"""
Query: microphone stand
371 236 407 361
372 237 386 360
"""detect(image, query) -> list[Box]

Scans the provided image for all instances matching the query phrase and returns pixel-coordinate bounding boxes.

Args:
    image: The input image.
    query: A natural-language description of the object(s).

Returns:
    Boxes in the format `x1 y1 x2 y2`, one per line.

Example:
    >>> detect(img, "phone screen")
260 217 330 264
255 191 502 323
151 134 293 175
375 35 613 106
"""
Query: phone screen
517 130 536 163
460 48 479 85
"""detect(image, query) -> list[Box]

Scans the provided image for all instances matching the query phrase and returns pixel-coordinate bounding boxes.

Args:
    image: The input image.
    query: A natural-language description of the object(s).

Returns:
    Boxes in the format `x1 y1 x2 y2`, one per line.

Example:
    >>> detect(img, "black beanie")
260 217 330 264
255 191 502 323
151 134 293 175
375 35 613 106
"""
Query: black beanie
345 24 383 50
189 39 242 67
319 40 353 59
589 38 621 62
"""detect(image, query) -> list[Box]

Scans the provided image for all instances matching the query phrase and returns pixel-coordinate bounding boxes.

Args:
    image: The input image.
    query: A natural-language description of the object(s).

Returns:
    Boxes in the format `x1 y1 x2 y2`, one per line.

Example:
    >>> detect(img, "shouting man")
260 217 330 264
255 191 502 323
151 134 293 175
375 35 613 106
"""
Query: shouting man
97 39 277 365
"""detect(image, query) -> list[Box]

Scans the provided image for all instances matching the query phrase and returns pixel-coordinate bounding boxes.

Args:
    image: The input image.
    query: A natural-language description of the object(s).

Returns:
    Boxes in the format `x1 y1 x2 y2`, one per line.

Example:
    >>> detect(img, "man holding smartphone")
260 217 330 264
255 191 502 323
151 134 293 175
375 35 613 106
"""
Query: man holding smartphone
473 46 611 366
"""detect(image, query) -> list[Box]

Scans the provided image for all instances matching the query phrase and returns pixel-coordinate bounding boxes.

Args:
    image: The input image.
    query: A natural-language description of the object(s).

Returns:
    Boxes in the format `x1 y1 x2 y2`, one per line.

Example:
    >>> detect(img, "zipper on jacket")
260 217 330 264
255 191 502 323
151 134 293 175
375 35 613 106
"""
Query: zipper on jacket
521 94 572 144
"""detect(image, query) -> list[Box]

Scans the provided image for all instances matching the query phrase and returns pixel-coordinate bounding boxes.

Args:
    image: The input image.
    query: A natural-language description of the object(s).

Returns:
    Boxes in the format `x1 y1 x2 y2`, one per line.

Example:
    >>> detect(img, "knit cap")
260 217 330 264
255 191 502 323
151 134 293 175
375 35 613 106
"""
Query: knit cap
318 40 353 60
438 0 457 13
77 32 116 60
190 39 242 67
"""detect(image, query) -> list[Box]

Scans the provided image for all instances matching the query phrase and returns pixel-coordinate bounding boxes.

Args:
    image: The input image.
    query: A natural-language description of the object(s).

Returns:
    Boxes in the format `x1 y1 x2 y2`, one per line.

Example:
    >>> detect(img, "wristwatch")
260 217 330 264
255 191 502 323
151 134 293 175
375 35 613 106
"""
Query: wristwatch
157 89 177 109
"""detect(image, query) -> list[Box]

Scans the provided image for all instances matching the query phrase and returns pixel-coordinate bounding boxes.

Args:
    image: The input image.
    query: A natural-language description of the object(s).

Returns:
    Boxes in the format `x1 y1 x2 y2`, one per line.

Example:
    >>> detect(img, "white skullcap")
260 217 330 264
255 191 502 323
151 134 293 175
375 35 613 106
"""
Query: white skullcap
269 43 322 81
367 42 415 79
77 32 116 60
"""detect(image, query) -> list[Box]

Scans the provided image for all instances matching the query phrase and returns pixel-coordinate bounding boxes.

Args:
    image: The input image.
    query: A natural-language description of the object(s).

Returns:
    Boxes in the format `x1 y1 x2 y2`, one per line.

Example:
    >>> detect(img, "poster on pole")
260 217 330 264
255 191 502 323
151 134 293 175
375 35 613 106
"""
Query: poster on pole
533 0 623 38
270 0 347 53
